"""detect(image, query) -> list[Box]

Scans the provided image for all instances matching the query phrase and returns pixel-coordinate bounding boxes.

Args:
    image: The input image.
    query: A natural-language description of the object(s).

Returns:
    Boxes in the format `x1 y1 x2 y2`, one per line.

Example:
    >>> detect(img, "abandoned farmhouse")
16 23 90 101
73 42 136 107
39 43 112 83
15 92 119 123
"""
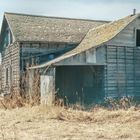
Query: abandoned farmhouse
0 12 140 105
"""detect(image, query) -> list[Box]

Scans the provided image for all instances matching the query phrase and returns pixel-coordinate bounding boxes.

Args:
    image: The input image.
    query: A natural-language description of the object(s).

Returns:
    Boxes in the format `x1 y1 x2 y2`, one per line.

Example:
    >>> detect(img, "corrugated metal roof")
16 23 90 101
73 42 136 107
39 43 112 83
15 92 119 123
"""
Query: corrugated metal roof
5 12 109 43
30 14 139 69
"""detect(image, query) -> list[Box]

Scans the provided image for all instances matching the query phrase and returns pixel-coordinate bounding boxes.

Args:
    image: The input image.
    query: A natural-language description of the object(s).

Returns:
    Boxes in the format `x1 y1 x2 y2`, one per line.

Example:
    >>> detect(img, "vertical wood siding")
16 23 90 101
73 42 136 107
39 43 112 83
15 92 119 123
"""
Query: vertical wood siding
134 47 140 96
105 45 140 98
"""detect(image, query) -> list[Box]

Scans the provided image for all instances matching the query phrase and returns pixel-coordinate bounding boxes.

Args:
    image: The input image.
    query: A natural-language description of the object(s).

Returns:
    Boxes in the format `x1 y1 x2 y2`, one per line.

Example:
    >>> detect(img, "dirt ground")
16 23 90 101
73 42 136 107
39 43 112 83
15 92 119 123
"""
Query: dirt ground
0 106 140 140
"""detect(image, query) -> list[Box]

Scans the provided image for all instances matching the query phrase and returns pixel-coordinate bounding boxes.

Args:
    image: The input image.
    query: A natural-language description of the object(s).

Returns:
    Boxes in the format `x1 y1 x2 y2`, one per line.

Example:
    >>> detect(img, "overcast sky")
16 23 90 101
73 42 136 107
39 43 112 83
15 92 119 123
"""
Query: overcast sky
0 0 140 26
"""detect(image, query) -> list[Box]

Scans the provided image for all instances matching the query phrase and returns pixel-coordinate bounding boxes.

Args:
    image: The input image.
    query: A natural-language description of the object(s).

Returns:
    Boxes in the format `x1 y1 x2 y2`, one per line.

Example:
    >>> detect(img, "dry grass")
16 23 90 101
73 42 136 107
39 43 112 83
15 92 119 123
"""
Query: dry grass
0 105 139 140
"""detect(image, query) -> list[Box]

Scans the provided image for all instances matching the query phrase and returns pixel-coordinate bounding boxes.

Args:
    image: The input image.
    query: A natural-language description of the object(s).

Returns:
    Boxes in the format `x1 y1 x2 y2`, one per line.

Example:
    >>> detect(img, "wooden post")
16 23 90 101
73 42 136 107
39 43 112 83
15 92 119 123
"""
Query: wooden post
40 67 55 105
28 69 34 102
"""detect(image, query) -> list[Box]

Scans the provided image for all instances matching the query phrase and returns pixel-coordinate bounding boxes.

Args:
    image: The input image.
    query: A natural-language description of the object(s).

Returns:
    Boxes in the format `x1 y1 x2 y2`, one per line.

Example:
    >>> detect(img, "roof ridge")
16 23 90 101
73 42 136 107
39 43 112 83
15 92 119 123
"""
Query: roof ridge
73 14 138 52
4 12 110 23
89 14 138 32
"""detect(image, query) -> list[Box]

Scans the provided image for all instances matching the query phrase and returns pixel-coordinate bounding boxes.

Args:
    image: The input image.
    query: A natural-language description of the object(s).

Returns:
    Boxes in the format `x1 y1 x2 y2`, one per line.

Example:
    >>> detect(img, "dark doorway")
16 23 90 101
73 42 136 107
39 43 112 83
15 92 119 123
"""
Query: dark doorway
55 66 104 105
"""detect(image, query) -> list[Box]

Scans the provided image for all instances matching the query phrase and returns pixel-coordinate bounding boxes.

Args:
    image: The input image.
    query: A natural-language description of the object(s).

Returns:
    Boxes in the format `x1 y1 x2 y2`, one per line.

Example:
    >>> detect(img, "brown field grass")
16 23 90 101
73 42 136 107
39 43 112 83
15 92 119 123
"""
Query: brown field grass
0 105 139 140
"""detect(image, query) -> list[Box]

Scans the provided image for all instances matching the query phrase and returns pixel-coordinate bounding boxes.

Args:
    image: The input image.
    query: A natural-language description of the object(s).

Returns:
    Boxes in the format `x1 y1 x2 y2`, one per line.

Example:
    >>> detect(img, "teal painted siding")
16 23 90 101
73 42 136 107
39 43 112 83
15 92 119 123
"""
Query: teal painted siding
105 45 140 98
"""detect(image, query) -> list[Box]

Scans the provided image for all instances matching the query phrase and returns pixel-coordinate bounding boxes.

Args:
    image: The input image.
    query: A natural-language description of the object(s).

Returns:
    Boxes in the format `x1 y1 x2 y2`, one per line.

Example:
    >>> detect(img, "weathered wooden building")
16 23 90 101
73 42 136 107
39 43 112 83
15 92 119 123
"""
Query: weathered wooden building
0 12 108 96
29 13 140 105
1 12 140 105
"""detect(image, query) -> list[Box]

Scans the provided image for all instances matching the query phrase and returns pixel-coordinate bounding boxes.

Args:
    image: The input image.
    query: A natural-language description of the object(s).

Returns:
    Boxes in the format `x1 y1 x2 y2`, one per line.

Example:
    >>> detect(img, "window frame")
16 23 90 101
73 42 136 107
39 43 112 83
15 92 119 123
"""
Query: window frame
10 66 12 84
5 66 13 86
135 29 140 47
3 28 12 48
5 67 9 85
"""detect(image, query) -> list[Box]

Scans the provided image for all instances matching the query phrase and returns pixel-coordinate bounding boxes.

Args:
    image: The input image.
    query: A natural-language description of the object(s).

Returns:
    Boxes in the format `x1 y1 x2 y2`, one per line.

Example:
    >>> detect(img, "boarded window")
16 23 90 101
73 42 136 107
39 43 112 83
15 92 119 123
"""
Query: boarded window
136 29 140 46
6 68 8 85
10 66 12 84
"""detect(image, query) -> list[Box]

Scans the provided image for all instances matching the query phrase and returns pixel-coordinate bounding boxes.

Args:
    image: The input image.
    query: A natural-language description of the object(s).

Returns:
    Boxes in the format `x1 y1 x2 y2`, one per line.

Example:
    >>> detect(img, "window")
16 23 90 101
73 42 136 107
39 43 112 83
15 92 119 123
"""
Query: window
10 66 12 84
5 66 12 85
136 29 140 46
8 29 11 45
48 54 55 60
3 28 12 48
6 68 8 85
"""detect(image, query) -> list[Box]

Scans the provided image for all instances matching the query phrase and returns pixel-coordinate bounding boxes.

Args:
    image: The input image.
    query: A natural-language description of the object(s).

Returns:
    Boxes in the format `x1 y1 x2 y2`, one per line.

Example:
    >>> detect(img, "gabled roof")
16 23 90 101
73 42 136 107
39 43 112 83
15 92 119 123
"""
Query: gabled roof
4 12 109 43
30 13 139 69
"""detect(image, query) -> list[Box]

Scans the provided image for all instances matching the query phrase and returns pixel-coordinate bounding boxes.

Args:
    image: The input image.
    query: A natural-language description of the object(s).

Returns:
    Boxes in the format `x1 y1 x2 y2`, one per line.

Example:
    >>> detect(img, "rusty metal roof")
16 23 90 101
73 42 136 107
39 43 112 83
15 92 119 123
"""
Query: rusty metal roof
5 12 109 43
30 14 139 69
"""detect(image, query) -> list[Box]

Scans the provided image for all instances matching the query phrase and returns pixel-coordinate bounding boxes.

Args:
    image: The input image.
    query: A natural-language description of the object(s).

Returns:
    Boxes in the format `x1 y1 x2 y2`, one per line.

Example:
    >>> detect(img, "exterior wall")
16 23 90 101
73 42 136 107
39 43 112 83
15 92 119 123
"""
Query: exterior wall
105 46 135 97
105 45 140 98
20 42 76 95
56 46 106 66
1 42 20 95
20 42 76 70
0 65 2 92
105 17 140 98
96 46 106 64
133 47 140 97
107 18 140 47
